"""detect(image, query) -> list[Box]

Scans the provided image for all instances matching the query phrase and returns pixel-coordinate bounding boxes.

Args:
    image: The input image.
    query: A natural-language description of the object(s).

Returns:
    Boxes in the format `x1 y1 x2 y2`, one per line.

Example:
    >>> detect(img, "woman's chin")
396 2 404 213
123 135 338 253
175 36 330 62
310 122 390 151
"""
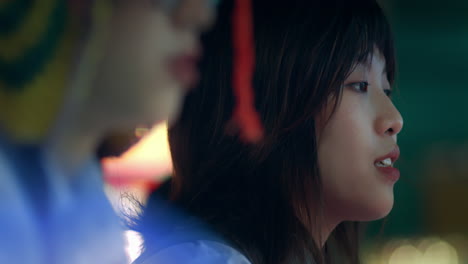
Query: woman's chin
359 197 395 222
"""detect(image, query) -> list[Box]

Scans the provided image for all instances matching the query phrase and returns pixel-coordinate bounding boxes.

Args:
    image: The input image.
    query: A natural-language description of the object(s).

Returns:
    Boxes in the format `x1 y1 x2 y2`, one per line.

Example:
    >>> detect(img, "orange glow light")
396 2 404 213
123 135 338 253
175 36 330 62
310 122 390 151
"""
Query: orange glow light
102 122 172 190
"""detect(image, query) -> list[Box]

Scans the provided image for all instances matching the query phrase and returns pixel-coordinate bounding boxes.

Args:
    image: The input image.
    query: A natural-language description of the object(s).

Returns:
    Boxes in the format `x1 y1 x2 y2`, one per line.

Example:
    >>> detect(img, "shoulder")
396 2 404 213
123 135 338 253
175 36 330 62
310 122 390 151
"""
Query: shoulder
135 240 252 264
0 143 43 263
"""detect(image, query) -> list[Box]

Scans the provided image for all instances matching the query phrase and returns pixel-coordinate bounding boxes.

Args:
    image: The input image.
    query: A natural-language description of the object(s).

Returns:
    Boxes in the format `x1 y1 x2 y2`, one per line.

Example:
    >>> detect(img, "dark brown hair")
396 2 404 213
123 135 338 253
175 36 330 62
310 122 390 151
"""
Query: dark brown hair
140 0 396 263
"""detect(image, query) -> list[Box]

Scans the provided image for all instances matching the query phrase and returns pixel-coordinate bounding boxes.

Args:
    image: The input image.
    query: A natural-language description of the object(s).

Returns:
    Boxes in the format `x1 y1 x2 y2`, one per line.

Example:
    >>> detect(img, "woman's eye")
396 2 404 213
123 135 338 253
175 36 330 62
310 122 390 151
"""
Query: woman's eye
384 89 392 98
347 81 369 93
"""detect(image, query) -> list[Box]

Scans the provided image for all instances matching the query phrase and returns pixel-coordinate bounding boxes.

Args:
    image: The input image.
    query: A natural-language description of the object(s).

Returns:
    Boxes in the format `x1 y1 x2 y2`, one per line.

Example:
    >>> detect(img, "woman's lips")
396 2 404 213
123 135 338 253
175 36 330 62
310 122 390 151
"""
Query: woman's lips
376 166 400 183
167 52 200 89
375 146 400 165
375 146 400 183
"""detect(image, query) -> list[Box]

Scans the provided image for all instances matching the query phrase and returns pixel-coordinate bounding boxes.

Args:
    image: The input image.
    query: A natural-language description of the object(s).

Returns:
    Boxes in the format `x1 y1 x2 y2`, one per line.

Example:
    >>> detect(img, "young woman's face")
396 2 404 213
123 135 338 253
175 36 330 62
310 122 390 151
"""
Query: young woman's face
93 0 216 126
317 51 403 223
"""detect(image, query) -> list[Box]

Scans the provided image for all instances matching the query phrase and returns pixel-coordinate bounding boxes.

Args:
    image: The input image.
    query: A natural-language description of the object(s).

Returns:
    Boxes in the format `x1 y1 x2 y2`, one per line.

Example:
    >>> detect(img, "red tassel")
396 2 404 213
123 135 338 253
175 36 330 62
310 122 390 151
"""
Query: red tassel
232 0 264 143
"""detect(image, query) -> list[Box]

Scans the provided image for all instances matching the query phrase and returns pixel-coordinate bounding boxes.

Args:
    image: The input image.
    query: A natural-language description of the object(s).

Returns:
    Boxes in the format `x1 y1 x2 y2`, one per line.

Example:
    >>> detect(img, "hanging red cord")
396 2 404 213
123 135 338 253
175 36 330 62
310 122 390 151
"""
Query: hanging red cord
232 0 264 143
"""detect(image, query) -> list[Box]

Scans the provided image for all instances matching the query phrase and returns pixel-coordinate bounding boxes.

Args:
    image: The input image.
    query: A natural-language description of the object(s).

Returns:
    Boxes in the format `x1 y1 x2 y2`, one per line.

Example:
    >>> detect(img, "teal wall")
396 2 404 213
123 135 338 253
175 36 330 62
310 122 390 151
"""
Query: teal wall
368 0 468 238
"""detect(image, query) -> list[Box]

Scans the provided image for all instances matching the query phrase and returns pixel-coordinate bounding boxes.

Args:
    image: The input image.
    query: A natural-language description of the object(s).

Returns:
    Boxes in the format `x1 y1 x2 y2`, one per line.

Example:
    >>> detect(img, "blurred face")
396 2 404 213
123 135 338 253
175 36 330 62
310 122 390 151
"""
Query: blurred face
93 0 216 127
317 51 403 224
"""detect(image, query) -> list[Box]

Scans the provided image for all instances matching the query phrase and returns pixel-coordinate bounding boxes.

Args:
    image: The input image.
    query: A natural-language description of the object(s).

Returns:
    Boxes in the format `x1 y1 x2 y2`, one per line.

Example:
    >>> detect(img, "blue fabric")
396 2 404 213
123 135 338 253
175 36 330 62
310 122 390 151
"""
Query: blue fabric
137 240 252 264
44 157 126 264
0 136 126 263
133 193 250 264
0 137 43 263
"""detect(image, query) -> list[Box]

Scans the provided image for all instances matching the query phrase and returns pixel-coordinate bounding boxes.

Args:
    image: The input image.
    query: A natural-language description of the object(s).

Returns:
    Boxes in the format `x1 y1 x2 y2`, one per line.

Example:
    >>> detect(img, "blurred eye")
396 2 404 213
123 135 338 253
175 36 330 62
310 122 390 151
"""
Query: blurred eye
156 0 220 14
346 81 369 93
152 0 181 13
210 0 221 7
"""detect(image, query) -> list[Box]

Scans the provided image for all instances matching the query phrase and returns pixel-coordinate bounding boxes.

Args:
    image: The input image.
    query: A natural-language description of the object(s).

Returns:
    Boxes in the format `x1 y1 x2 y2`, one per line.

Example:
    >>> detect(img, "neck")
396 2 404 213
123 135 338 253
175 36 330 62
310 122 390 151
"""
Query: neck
43 5 112 177
309 219 337 248
306 204 341 248
45 104 104 177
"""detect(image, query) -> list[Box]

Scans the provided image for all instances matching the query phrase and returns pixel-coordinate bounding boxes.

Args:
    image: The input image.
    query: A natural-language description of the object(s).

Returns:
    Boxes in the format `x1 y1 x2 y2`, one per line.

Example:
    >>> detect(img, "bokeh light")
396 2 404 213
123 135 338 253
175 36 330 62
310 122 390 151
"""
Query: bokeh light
364 237 461 264
102 122 172 191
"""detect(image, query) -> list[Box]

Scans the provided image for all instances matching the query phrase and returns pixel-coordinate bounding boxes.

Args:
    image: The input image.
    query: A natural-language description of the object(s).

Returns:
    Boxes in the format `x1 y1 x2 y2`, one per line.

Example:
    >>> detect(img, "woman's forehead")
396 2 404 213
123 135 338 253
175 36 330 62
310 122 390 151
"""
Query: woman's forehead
353 50 387 72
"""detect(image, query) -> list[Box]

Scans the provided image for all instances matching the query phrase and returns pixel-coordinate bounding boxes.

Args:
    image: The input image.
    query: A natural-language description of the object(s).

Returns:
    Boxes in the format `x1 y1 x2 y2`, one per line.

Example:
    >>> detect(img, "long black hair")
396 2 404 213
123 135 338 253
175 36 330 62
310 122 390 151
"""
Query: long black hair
138 0 396 263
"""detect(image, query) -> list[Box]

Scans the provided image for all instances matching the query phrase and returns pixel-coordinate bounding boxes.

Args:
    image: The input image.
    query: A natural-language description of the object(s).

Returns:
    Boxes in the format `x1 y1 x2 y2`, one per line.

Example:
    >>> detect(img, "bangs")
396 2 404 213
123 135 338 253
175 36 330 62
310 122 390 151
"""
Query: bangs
294 0 397 125
344 1 396 84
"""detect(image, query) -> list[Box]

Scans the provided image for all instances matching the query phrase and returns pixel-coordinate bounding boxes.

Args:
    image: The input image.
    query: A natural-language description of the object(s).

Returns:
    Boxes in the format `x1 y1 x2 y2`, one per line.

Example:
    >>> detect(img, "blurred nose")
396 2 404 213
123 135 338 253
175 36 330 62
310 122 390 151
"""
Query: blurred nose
172 0 217 32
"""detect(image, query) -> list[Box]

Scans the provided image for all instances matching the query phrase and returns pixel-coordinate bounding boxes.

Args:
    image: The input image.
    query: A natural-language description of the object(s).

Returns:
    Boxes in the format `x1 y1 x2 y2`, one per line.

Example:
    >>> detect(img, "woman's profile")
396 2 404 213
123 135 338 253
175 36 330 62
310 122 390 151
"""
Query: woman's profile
135 0 403 263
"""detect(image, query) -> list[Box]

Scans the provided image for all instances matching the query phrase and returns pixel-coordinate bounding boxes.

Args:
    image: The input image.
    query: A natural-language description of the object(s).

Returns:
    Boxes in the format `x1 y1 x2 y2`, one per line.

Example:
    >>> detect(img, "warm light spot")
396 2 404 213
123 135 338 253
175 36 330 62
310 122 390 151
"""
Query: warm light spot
120 122 171 165
422 240 459 264
384 238 460 264
362 252 385 264
417 237 439 252
102 122 172 190
388 244 423 264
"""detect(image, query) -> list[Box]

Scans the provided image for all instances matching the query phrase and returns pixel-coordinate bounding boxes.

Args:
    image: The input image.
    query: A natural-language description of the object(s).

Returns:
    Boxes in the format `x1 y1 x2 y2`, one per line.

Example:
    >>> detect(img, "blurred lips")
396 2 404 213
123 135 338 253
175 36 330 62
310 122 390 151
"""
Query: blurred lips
167 49 201 89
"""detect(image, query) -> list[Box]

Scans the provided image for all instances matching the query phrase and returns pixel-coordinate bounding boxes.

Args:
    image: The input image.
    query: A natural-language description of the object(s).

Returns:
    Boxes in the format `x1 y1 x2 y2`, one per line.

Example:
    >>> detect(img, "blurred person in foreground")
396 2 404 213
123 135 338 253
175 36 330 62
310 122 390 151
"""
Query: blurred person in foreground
0 0 217 263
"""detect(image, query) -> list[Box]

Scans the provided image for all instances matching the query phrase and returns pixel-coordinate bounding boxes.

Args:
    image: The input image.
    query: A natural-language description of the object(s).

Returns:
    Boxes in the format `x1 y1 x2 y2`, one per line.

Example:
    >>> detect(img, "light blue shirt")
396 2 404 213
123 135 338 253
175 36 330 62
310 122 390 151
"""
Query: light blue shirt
137 240 251 264
0 148 43 263
0 139 127 264
43 154 127 264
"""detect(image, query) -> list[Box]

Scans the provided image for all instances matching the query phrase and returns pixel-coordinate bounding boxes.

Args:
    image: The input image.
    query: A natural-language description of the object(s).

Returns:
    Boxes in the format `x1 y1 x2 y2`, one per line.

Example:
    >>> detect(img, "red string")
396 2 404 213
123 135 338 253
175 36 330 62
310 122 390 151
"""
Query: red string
232 0 264 143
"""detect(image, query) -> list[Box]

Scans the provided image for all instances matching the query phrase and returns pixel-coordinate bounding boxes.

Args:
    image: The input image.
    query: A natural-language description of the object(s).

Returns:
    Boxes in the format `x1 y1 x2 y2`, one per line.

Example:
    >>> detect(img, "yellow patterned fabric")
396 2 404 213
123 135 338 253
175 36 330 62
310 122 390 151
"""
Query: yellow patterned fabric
0 0 112 143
